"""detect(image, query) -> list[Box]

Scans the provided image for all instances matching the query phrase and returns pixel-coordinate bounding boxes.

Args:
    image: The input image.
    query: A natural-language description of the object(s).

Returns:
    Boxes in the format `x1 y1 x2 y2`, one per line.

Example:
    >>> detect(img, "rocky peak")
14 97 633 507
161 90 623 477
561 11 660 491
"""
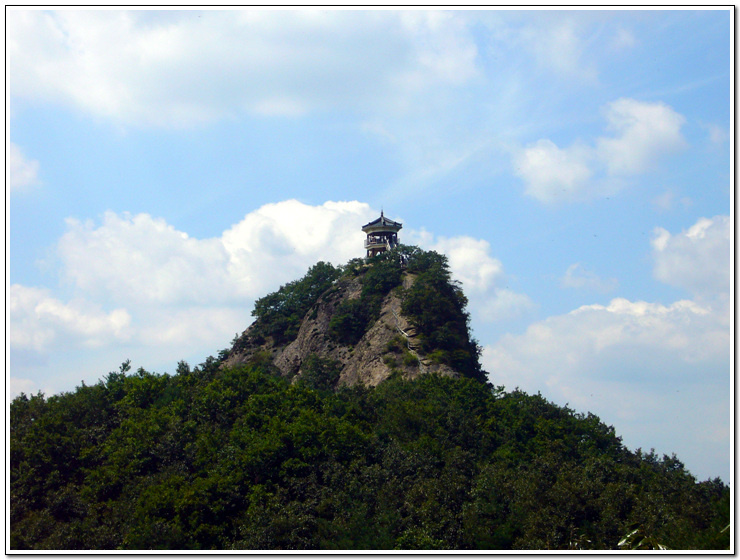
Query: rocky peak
222 247 485 388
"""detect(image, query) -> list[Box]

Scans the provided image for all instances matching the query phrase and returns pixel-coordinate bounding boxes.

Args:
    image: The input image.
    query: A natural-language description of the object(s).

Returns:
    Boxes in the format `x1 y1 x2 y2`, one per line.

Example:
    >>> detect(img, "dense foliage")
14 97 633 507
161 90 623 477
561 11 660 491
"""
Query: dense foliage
11 359 729 550
326 246 485 383
328 251 403 345
250 261 342 345
400 247 485 382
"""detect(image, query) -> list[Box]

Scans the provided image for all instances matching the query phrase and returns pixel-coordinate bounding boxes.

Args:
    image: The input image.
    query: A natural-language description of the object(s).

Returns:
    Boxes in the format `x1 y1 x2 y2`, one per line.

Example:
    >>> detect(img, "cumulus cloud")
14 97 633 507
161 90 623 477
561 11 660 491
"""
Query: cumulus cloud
9 142 40 192
9 284 132 352
58 213 232 305
221 200 379 299
56 198 529 329
430 235 503 293
56 200 375 307
516 99 687 203
137 307 247 349
7 10 478 128
651 215 730 302
596 98 686 176
514 139 593 203
484 297 726 395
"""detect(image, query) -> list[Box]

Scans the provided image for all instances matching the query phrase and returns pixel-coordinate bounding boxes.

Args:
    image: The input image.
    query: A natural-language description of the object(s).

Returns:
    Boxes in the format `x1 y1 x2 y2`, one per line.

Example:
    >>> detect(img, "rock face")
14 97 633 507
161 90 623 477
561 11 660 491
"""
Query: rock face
222 272 459 387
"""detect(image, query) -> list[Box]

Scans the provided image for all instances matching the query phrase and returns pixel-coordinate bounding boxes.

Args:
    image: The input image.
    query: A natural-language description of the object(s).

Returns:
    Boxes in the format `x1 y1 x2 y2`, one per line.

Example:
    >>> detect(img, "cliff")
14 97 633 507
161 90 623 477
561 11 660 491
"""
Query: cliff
222 247 482 387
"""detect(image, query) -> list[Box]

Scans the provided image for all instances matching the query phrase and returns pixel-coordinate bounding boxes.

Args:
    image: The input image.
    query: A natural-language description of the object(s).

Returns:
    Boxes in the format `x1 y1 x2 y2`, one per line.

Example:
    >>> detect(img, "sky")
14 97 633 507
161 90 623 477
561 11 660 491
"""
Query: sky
7 8 732 482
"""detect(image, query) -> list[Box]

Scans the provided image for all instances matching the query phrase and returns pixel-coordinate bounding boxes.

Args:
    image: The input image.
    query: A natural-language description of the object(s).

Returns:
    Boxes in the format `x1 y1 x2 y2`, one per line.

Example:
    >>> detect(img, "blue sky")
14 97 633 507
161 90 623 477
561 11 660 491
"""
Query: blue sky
8 8 731 482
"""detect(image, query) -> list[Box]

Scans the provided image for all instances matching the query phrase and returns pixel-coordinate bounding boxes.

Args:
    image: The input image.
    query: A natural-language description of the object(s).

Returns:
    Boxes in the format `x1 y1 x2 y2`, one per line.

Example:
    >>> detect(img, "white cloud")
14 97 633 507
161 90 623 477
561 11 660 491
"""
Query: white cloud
56 201 375 308
485 297 725 391
8 10 665 197
7 9 489 192
561 263 618 293
431 236 503 292
597 98 687 175
221 200 375 298
137 307 247 349
58 212 232 305
9 142 40 192
9 284 132 352
514 139 593 203
7 10 478 128
516 99 687 203
476 288 536 325
651 215 730 302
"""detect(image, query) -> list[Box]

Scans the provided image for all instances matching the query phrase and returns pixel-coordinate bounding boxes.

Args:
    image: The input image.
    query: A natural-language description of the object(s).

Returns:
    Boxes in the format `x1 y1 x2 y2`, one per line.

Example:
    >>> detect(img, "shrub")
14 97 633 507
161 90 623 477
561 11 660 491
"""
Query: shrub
402 351 420 367
298 354 342 391
329 299 374 346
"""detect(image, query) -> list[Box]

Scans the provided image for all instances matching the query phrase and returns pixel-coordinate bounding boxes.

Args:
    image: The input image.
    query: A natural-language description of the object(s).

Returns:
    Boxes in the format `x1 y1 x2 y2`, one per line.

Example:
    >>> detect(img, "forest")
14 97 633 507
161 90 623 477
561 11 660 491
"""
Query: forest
10 362 730 550
10 247 730 550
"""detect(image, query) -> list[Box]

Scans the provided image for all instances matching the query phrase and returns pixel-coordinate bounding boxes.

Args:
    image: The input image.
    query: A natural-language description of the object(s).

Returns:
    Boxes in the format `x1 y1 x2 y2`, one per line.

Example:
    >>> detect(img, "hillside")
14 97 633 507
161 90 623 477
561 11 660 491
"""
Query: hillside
9 247 730 550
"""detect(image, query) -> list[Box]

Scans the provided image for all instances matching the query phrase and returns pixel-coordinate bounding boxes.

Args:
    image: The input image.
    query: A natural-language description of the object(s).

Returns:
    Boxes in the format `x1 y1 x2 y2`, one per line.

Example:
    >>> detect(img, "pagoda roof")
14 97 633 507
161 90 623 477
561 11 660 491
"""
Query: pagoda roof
362 211 403 231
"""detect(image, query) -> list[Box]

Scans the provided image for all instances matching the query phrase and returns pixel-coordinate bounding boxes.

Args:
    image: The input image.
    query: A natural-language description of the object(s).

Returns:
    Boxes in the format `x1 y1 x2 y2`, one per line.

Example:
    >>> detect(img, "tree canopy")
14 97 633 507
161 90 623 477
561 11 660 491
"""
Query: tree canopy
10 359 729 550
250 261 342 345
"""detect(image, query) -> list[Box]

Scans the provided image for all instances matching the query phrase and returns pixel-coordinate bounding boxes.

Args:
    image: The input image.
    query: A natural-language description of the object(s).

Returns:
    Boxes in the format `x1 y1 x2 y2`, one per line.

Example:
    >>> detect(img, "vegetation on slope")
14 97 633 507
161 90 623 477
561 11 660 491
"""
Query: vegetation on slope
232 246 486 384
400 246 484 381
328 251 403 346
249 261 342 346
10 359 729 550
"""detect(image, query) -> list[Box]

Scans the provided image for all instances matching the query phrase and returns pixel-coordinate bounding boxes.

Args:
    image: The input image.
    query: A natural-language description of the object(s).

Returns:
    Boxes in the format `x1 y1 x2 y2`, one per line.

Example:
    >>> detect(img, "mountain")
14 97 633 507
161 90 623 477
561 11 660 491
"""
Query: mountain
223 245 487 387
9 246 730 551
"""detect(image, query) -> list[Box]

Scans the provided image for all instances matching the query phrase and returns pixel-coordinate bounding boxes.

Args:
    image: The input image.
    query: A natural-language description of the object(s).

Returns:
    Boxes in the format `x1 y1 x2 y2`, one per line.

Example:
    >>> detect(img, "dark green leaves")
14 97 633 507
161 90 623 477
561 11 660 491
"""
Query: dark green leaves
252 262 342 345
10 367 729 550
400 250 484 382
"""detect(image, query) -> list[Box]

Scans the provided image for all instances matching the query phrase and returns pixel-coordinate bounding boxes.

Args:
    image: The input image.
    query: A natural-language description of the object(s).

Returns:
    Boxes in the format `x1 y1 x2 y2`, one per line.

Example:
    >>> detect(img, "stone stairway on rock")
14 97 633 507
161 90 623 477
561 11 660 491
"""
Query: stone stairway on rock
391 307 428 374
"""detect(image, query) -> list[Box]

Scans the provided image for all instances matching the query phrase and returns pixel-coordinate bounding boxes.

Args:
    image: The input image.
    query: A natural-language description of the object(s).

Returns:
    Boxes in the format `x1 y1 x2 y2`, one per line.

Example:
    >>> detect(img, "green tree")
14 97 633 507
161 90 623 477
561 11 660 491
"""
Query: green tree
251 261 341 345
